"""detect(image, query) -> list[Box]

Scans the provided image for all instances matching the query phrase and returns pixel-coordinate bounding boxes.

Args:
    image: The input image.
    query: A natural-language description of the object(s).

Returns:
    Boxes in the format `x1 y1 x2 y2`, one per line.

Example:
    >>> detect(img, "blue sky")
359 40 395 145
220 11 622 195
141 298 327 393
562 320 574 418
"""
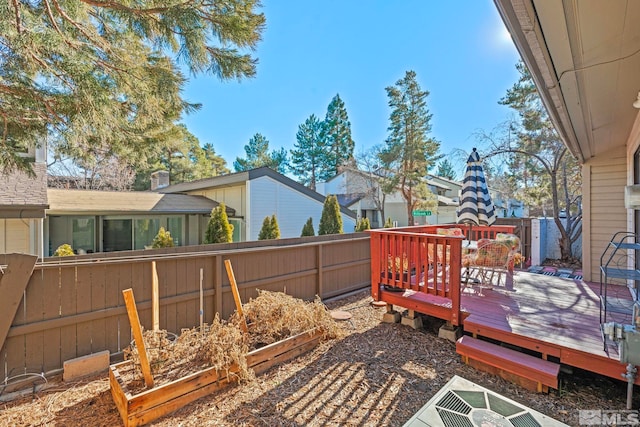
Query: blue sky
181 1 521 178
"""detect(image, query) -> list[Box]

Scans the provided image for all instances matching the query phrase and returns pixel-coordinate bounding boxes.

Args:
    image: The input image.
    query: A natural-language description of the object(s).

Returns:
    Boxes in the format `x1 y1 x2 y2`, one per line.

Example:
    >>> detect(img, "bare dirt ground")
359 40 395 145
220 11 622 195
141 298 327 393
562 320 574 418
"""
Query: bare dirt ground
0 289 635 426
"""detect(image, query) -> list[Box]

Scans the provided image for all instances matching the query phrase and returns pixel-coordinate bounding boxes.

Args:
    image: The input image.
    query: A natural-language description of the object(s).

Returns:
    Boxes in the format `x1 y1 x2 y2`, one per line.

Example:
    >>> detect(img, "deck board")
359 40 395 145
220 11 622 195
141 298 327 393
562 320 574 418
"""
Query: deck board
459 271 637 384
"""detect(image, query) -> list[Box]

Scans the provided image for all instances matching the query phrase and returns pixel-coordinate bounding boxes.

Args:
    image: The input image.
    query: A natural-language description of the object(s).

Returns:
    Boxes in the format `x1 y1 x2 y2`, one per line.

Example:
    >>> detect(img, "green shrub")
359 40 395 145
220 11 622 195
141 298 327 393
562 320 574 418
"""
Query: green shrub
205 203 233 244
355 218 371 232
318 195 343 235
270 215 281 239
259 214 280 240
152 227 175 248
301 217 315 237
383 217 394 228
53 244 74 257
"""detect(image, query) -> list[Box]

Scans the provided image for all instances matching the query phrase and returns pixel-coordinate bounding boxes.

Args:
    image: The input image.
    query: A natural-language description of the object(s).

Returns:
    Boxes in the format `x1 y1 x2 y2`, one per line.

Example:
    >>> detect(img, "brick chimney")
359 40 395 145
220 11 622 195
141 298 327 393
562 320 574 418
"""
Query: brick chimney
150 170 170 191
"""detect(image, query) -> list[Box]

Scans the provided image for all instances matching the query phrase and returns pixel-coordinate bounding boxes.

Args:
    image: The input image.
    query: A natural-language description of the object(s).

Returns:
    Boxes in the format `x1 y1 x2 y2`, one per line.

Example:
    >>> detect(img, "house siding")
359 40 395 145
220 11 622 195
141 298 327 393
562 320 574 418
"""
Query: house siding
1 219 34 255
585 146 627 281
249 176 356 240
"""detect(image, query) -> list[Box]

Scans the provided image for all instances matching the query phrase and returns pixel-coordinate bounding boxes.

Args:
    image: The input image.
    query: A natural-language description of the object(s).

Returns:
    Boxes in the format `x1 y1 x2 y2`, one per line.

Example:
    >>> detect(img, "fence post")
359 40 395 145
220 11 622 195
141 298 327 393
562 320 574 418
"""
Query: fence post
317 244 324 298
214 255 223 318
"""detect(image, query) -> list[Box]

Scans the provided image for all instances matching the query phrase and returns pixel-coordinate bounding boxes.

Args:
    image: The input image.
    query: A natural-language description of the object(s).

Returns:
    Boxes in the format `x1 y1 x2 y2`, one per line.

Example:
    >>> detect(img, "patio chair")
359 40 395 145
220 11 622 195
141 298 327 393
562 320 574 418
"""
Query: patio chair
463 239 513 293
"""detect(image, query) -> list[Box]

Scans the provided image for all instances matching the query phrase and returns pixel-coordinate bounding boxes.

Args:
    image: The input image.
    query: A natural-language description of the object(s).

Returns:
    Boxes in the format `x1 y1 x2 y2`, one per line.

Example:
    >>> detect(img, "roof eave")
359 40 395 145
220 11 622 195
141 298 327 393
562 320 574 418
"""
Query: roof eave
493 0 586 162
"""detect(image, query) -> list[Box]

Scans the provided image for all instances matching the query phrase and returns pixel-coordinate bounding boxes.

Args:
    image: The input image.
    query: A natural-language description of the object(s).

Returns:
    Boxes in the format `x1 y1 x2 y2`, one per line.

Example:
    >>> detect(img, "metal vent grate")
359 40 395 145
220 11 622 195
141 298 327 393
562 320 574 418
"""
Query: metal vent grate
402 376 567 427
510 412 542 427
436 408 475 427
436 390 472 415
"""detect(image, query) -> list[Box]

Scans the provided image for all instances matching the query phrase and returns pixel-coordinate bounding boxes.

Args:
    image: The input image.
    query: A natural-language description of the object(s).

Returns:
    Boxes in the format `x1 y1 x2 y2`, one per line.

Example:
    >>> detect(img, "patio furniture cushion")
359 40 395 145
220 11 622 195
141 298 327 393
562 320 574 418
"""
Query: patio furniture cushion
496 233 520 251
437 227 464 237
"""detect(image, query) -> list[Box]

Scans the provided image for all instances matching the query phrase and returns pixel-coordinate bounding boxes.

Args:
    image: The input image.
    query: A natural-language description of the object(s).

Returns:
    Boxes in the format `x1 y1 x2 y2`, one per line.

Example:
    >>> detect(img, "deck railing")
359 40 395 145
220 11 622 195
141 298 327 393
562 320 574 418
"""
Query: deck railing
369 224 516 326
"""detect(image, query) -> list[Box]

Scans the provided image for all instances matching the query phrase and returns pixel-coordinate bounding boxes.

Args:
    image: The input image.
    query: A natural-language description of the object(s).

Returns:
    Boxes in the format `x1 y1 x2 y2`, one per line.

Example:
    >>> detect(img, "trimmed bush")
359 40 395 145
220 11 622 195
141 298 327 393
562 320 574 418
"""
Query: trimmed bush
301 217 315 237
318 195 343 235
152 227 175 248
383 217 394 228
259 215 280 240
205 203 233 244
355 218 371 232
53 244 74 257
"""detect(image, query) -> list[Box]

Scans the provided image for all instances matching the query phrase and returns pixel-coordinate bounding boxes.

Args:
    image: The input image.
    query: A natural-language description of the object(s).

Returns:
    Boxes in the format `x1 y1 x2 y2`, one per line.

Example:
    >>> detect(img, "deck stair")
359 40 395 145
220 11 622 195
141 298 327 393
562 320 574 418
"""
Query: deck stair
456 335 560 393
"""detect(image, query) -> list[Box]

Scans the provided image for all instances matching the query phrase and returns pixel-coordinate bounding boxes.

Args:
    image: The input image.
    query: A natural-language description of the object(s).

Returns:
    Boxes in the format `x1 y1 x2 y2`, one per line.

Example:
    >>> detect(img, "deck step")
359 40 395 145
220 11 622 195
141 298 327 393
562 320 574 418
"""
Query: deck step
456 335 560 392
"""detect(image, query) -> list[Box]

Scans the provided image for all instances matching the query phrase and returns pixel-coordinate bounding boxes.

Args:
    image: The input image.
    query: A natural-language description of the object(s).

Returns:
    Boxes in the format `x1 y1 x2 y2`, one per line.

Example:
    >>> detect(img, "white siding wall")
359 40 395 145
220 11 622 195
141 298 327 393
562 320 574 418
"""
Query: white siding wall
249 176 356 240
317 173 347 196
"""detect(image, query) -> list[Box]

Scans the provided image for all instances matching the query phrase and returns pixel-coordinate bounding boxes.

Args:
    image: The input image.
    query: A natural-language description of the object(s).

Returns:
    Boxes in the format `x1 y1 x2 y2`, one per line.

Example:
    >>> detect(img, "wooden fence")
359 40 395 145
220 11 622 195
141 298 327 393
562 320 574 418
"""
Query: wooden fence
0 234 370 382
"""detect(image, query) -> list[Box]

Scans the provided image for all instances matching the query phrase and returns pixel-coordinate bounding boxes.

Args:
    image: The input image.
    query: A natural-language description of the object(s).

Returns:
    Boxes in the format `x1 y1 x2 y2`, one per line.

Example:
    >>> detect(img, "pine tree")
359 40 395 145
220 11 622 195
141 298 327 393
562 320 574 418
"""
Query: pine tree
355 218 371 232
495 61 582 260
290 115 326 190
318 195 343 235
380 70 442 226
436 159 457 181
301 217 315 237
322 94 355 177
204 203 233 244
1 1 265 175
234 133 288 173
152 227 175 248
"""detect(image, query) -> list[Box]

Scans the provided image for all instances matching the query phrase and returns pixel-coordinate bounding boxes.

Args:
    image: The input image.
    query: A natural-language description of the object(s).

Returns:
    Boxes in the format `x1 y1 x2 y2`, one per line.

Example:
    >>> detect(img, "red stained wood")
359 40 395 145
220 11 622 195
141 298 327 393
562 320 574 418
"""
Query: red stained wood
457 335 560 389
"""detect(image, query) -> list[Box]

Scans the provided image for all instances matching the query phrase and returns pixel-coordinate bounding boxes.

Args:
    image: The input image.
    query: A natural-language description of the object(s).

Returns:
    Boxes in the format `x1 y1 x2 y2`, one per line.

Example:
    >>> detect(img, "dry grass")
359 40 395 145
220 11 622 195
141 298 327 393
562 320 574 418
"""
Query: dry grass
0 289 635 426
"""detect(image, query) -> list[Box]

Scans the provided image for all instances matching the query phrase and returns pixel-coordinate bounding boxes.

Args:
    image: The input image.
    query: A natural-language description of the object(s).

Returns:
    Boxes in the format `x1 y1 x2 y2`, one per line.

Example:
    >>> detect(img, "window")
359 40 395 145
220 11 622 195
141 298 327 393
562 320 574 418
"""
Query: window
103 219 132 252
72 218 95 253
134 218 160 250
166 216 183 246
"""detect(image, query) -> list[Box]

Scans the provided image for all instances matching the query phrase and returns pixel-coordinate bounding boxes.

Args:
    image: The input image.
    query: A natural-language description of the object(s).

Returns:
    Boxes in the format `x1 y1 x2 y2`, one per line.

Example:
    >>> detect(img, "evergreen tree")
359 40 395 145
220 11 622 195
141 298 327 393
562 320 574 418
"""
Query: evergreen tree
318 195 343 235
301 217 315 237
436 159 457 181
290 115 326 190
234 133 288 173
270 215 281 239
355 218 371 232
1 1 265 175
380 70 442 226
491 61 582 260
152 227 175 248
204 203 233 244
322 94 355 177
258 216 272 240
258 215 280 240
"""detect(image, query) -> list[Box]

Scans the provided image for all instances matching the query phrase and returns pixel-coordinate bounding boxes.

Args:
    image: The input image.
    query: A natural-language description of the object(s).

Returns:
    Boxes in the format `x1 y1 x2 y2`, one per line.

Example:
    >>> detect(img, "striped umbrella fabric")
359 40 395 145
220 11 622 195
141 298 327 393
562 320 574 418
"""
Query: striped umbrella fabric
457 148 496 226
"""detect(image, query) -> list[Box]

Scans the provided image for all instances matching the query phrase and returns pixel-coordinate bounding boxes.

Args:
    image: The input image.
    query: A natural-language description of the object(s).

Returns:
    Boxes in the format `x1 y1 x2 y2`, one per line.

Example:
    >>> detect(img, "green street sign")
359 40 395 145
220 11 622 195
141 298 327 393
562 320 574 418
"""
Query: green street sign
413 210 432 216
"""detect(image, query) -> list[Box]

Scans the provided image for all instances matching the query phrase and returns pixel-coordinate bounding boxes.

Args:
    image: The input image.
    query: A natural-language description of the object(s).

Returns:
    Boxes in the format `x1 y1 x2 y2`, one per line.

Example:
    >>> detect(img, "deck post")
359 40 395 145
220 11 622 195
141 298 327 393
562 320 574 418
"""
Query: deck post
369 231 381 300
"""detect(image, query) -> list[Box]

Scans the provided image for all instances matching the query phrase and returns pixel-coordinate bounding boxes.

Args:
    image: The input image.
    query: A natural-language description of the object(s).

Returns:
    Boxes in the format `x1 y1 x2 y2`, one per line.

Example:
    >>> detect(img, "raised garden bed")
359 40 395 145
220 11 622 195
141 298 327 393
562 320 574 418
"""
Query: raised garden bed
110 328 323 427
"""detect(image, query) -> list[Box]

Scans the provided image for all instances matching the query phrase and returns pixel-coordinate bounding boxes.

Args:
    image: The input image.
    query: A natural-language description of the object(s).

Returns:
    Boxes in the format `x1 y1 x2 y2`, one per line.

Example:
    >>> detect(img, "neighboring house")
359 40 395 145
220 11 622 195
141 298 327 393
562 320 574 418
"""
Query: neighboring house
318 169 460 227
159 167 357 240
0 146 48 257
45 188 234 255
495 1 640 281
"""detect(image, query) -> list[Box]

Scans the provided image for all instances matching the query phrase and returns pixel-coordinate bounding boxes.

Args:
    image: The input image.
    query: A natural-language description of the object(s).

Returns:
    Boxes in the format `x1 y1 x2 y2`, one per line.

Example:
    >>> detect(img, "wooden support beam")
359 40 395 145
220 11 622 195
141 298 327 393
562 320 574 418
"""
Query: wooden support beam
0 254 37 352
224 259 247 333
122 288 154 388
151 261 159 331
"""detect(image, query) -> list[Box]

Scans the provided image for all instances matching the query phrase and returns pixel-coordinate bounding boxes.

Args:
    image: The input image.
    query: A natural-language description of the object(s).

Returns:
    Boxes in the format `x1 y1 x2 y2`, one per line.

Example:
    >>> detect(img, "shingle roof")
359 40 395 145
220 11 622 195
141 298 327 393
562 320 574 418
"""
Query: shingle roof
47 189 235 216
0 163 49 217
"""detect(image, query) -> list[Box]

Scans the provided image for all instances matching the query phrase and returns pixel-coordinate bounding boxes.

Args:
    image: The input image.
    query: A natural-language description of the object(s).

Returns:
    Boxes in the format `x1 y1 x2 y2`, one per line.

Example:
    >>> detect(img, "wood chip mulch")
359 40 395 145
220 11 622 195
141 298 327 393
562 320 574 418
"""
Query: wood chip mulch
0 289 635 426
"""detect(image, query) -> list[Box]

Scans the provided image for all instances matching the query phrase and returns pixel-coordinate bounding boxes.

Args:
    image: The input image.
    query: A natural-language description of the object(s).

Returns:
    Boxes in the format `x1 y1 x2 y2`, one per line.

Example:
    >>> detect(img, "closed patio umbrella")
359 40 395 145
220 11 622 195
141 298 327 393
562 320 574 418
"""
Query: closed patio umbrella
457 148 496 283
457 148 496 228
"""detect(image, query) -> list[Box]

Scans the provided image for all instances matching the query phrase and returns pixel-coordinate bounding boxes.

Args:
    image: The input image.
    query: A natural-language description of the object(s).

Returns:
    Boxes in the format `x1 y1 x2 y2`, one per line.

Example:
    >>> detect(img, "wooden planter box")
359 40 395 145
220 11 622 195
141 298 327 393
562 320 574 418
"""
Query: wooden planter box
110 328 323 427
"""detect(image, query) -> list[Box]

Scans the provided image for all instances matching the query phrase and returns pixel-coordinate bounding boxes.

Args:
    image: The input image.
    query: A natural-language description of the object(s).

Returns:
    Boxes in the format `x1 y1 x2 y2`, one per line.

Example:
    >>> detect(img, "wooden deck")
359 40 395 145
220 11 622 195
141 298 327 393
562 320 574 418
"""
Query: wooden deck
458 270 638 386
369 225 638 388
